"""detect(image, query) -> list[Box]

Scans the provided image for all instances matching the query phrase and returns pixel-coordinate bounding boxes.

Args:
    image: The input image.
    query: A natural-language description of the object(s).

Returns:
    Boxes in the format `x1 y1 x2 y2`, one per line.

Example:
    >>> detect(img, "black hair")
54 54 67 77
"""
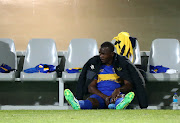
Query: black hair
100 41 114 52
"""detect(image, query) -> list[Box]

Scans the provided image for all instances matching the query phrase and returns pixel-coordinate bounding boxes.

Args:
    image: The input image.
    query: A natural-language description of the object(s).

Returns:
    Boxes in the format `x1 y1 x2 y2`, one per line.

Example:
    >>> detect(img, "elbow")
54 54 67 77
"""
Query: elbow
125 82 133 93
128 83 133 92
88 85 93 93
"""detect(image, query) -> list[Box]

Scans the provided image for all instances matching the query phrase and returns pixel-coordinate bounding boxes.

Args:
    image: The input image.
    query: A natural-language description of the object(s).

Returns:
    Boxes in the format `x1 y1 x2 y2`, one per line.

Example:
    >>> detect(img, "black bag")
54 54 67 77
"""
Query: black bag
56 65 62 77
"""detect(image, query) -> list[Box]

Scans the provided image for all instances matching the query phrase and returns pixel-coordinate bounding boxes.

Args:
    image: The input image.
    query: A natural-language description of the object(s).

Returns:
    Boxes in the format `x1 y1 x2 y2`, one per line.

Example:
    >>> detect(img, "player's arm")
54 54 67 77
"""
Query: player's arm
118 79 133 93
88 79 111 104
111 80 133 103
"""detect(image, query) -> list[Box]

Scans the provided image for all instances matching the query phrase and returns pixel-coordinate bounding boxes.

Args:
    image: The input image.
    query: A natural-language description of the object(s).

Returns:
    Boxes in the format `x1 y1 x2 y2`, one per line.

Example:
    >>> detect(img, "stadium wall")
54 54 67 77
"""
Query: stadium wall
0 0 180 51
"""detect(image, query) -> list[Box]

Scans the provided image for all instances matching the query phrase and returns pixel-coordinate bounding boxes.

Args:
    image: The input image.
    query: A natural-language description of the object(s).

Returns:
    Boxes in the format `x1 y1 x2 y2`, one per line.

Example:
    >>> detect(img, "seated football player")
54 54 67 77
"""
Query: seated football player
64 42 135 110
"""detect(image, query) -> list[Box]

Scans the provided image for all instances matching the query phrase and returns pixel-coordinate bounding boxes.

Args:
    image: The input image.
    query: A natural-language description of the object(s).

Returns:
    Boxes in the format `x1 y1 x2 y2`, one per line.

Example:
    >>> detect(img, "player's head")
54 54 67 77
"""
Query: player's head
99 42 114 65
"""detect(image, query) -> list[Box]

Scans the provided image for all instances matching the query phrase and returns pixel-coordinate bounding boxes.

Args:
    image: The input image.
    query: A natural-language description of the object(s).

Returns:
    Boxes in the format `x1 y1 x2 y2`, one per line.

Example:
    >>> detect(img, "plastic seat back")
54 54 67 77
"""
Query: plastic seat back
65 39 99 69
147 39 180 72
133 40 141 65
23 39 58 70
0 38 17 69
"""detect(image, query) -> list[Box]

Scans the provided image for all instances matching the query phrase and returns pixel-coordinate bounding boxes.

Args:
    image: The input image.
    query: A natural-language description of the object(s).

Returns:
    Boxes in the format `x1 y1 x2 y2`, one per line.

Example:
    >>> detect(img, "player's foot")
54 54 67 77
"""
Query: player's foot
64 89 80 110
116 92 135 110
108 104 115 109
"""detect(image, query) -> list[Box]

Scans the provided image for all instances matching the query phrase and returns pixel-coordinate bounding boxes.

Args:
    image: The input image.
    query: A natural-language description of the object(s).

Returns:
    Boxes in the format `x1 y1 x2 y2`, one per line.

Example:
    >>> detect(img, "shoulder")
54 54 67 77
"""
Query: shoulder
82 55 100 69
87 55 100 64
115 54 130 64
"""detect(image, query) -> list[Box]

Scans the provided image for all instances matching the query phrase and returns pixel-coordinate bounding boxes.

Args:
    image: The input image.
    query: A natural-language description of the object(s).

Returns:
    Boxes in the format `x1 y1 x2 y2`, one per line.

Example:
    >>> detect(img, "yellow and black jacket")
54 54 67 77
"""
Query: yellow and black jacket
113 32 134 63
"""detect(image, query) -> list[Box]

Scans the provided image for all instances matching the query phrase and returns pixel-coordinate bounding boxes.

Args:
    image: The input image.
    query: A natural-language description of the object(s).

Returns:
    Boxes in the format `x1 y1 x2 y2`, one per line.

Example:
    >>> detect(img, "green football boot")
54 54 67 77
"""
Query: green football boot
64 89 80 110
116 92 135 110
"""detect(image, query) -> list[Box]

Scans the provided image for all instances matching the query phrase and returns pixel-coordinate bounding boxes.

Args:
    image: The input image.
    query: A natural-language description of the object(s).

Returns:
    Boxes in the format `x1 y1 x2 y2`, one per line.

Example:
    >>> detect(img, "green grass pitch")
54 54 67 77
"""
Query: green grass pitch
0 110 180 123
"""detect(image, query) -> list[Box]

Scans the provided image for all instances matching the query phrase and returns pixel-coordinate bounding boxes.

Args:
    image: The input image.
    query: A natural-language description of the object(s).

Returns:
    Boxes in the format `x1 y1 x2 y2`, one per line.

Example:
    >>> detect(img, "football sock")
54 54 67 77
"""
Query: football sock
79 100 93 109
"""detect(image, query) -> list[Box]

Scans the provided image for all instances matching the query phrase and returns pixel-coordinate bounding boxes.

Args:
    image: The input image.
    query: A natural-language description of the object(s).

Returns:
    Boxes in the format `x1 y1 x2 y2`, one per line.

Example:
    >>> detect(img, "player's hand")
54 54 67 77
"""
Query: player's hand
111 88 120 103
105 96 111 106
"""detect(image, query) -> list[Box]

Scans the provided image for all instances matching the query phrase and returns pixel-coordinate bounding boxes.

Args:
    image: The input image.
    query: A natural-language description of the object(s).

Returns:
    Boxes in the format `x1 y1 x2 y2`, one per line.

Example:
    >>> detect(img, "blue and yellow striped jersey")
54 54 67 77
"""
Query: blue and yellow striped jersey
96 65 121 96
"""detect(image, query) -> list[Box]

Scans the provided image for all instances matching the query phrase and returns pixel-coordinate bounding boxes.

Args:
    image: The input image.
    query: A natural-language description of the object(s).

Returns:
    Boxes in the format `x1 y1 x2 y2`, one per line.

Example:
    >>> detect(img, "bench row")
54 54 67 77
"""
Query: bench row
1 38 180 83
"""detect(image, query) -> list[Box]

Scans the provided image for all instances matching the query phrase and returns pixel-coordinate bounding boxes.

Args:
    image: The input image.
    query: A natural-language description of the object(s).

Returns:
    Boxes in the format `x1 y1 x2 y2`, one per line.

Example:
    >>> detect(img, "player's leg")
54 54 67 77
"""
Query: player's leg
64 89 103 110
115 92 135 110
108 94 124 109
64 88 93 109
75 94 106 109
82 98 98 109
87 94 106 109
64 89 107 109
64 89 80 110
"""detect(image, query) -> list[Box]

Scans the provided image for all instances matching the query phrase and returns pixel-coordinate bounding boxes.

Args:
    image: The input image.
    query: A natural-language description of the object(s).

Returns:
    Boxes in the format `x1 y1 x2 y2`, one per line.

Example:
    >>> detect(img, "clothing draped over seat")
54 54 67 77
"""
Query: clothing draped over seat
20 38 58 82
113 32 134 63
146 38 180 82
